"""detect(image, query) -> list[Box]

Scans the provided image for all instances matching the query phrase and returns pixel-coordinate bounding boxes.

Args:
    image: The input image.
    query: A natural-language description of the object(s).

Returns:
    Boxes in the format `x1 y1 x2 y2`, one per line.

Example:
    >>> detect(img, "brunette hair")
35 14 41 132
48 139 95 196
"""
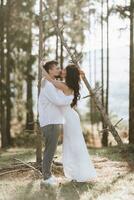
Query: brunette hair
65 64 81 107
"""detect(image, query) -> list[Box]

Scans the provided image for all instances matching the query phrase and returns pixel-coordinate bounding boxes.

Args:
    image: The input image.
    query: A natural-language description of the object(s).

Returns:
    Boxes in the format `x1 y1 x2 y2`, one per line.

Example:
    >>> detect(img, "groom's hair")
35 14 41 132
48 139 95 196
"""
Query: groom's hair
43 60 58 73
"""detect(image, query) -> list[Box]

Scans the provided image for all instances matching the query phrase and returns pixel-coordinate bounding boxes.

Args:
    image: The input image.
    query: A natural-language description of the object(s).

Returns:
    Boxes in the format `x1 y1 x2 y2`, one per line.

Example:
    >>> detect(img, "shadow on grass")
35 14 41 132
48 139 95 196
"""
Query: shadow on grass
91 171 132 200
89 144 134 169
0 148 35 168
13 180 95 200
59 181 95 200
13 173 131 200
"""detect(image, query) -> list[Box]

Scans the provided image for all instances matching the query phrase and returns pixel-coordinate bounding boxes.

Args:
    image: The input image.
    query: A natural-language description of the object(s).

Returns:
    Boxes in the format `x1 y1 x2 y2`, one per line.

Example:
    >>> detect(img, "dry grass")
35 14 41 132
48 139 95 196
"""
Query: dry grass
0 145 134 200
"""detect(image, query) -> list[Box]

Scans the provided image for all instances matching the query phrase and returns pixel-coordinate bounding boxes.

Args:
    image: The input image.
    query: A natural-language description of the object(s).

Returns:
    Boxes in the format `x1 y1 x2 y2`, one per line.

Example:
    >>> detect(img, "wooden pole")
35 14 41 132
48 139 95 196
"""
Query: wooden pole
42 1 123 145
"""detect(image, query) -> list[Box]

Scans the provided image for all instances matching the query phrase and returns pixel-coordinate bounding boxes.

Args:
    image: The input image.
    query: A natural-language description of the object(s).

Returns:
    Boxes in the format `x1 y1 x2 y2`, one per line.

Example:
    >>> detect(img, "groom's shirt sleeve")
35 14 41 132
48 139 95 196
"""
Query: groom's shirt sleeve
44 81 72 106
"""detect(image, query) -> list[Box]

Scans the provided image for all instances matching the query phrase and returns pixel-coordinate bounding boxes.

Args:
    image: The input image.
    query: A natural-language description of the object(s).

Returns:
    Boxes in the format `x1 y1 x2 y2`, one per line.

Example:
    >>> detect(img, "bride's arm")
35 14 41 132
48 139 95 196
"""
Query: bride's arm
40 64 68 91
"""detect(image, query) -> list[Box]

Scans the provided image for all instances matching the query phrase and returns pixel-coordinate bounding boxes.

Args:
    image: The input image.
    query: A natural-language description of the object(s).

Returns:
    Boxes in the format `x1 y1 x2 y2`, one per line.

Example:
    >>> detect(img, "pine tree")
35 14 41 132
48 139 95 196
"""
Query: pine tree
0 0 8 147
129 0 134 144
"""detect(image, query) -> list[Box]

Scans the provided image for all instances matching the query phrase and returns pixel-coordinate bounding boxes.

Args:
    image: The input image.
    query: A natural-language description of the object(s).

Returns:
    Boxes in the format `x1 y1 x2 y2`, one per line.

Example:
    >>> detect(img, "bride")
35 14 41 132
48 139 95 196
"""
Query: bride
41 63 97 182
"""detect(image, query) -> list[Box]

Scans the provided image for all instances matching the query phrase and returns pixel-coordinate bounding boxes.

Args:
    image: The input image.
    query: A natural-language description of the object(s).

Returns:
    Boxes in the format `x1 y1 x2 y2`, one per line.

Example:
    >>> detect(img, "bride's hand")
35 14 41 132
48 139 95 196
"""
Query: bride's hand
79 69 85 78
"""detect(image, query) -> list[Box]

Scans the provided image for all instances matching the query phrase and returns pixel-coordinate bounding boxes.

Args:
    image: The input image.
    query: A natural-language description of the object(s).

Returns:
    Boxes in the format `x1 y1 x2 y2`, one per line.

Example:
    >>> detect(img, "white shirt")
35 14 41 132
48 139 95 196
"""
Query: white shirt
38 80 73 127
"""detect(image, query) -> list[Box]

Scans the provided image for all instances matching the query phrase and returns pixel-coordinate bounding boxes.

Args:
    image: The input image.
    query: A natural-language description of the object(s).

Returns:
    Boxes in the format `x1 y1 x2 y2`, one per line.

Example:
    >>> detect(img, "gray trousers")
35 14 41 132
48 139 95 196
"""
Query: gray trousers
41 124 61 180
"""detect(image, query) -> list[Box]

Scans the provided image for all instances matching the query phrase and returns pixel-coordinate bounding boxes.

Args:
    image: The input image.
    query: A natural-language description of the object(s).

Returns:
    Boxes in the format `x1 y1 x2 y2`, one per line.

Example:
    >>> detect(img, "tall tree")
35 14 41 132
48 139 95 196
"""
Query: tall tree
106 0 110 144
0 0 8 147
129 0 134 144
101 0 110 146
5 0 12 145
60 30 64 69
56 0 60 61
0 0 37 147
36 0 43 164
100 0 108 146
101 0 104 110
25 18 35 131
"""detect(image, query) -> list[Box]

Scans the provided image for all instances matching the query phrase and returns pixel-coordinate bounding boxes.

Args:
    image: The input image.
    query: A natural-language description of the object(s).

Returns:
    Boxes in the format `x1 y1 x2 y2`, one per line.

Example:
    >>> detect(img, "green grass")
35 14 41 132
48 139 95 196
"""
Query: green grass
0 148 35 168
89 144 134 162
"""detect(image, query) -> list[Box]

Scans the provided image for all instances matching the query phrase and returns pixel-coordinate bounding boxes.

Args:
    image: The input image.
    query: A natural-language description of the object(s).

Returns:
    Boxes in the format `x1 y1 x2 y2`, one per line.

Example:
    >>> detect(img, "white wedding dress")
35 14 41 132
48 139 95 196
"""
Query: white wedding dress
61 95 97 182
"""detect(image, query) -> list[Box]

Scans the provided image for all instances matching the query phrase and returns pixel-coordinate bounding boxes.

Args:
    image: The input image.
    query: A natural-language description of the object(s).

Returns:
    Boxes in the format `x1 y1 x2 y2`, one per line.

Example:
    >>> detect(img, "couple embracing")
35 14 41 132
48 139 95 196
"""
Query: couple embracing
38 60 97 187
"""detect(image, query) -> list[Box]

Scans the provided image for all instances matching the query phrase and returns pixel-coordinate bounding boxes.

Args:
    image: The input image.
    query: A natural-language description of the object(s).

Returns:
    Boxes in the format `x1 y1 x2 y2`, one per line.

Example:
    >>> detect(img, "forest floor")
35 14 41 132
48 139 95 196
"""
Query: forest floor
0 145 134 200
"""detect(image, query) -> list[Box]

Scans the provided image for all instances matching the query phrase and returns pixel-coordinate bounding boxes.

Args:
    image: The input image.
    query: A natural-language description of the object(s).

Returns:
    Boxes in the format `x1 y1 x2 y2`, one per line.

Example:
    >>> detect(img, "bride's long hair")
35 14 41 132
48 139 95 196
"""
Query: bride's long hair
65 64 81 107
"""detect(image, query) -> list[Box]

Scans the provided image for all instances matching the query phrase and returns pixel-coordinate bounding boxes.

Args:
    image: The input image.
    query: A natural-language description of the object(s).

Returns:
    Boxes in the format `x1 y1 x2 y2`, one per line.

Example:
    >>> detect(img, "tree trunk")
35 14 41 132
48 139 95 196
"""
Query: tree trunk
26 20 34 131
101 0 104 110
129 0 134 144
88 13 93 131
60 32 64 69
106 0 109 144
102 0 109 146
56 0 60 61
94 49 96 85
6 0 12 145
0 0 8 148
100 0 108 146
36 0 43 164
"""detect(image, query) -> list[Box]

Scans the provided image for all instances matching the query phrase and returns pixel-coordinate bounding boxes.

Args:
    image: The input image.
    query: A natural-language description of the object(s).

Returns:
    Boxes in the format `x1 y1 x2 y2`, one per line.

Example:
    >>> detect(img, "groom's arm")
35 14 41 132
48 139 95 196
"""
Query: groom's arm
43 82 72 106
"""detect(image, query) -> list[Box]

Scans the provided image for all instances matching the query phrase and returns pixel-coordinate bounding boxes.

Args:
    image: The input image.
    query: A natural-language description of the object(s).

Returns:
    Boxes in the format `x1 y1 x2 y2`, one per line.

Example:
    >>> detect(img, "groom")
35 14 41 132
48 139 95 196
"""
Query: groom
38 60 72 187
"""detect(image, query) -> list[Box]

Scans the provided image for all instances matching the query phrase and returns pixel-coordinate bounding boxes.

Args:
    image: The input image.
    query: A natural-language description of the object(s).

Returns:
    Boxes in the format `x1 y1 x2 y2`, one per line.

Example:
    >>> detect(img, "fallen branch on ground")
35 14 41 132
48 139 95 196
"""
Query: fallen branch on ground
0 159 64 177
0 168 30 177
13 158 42 176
